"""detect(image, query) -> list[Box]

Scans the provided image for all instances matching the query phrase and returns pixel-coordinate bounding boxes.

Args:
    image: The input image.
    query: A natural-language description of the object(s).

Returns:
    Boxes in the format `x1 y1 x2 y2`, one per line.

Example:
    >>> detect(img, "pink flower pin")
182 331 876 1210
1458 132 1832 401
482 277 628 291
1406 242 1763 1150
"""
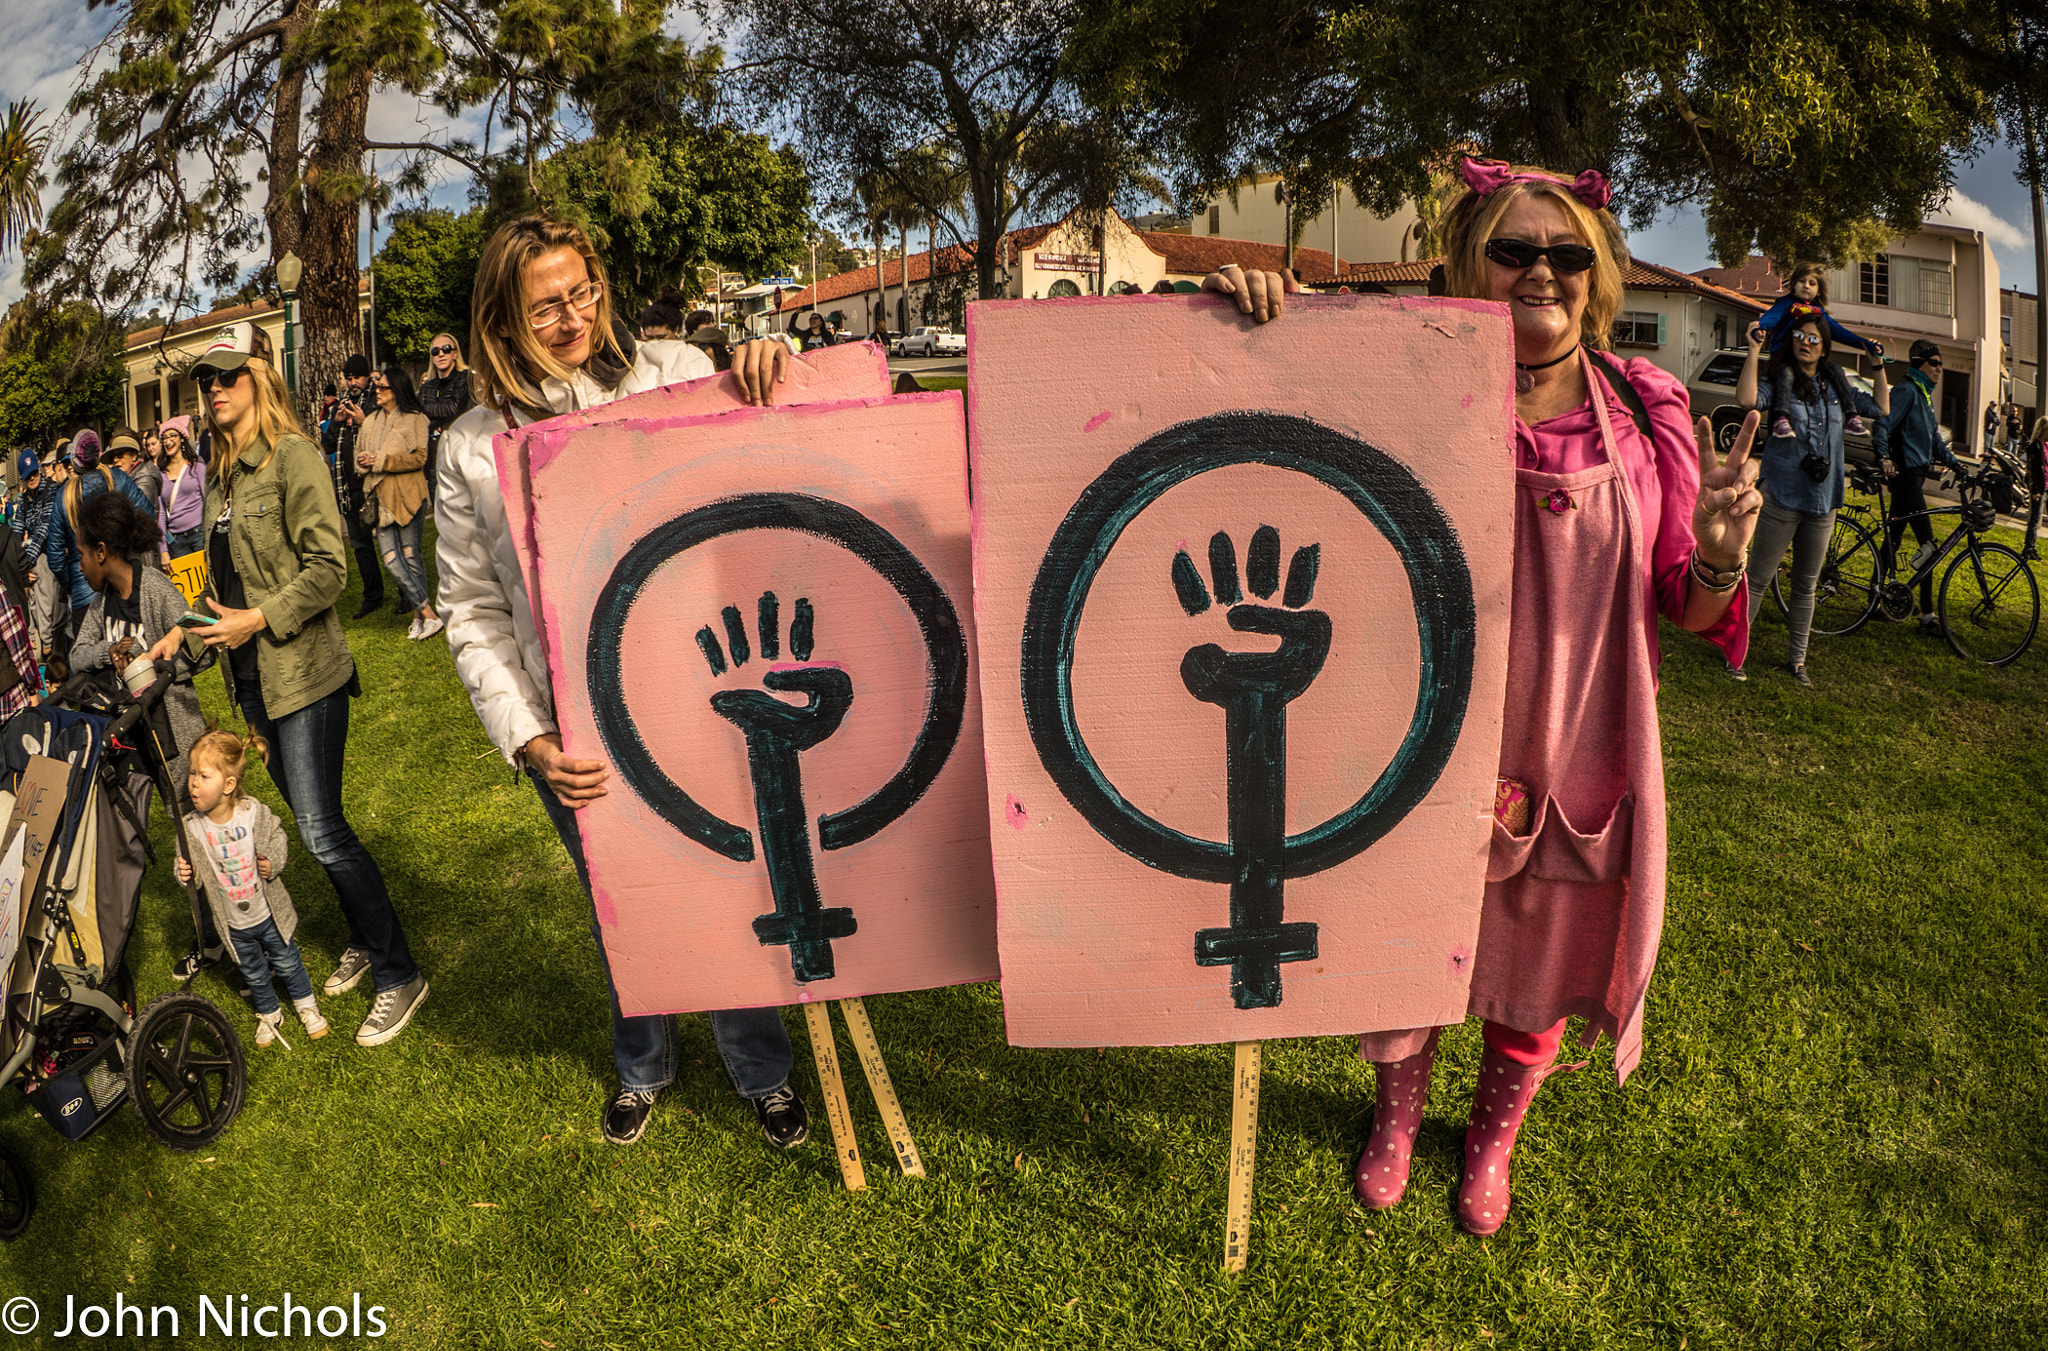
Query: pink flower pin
1545 487 1575 514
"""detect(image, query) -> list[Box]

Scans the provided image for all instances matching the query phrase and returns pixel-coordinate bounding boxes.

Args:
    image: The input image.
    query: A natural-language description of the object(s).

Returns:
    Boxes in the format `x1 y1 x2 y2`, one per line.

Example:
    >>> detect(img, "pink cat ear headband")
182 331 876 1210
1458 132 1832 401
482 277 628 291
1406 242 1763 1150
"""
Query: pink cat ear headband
1457 157 1613 211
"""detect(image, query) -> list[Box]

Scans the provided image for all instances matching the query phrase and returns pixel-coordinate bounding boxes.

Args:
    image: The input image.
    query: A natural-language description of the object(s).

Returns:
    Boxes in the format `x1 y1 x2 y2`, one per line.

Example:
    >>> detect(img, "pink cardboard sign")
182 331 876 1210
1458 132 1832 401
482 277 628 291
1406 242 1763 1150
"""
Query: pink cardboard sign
493 343 893 675
967 294 1516 1047
527 392 996 1014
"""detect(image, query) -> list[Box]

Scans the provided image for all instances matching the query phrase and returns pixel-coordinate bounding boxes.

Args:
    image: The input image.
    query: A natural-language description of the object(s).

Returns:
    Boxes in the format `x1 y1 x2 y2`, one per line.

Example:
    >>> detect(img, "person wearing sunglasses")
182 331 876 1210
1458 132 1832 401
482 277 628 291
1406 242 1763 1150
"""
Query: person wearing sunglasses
354 365 442 641
436 214 808 1153
1202 156 1761 1237
175 320 431 1044
1732 307 1889 686
416 333 474 510
1872 339 1965 631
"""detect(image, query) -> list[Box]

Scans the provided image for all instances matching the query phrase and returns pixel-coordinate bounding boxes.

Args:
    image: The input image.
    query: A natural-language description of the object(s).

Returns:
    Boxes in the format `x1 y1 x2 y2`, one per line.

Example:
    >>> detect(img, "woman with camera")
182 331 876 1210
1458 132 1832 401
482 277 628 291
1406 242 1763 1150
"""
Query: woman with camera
1732 305 1889 685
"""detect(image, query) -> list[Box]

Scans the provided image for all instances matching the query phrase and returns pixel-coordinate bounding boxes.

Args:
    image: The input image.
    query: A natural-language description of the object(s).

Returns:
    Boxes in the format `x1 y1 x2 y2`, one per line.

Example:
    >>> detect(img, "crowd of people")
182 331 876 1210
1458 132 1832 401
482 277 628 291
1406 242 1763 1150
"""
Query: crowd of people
0 159 2039 1240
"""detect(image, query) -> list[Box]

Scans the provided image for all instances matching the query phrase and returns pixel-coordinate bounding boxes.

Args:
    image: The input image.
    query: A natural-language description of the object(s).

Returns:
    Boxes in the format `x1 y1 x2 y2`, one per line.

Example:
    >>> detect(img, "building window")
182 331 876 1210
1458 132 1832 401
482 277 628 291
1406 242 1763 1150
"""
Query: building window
1920 265 1952 317
1859 258 1890 307
2004 314 2013 345
1713 314 1728 350
1207 204 1221 235
1048 279 1082 298
1613 311 1664 348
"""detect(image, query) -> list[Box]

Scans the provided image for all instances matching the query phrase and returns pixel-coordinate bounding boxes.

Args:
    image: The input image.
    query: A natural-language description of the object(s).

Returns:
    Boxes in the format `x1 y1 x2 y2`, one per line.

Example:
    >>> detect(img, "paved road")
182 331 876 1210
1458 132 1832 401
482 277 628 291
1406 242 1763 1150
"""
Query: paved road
887 354 966 379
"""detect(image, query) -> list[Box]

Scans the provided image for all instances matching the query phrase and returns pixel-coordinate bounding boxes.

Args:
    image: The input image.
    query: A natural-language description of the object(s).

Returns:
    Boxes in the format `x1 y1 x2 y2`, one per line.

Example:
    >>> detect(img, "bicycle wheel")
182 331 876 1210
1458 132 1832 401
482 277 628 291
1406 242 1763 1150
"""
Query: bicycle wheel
1939 542 2040 666
1770 516 1882 637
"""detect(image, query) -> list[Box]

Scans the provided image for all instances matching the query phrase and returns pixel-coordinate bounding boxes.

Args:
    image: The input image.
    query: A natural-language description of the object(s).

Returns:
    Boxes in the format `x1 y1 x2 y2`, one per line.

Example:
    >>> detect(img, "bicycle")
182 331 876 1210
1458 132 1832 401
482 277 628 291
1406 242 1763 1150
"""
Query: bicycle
1769 463 2038 665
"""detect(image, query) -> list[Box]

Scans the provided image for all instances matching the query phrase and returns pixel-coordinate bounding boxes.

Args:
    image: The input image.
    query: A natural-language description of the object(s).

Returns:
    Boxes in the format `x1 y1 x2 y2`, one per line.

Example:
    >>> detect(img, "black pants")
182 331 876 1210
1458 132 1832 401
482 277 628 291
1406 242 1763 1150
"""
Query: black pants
2025 450 2044 551
1886 466 1937 612
345 511 385 606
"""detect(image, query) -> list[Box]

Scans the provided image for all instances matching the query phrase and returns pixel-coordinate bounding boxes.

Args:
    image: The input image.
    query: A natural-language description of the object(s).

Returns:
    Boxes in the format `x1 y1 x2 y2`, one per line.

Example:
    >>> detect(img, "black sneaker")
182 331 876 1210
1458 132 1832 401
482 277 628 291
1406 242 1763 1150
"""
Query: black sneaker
170 947 223 981
603 1087 659 1145
1783 661 1813 688
1722 660 1747 682
2024 546 2041 562
752 1085 809 1149
350 598 382 620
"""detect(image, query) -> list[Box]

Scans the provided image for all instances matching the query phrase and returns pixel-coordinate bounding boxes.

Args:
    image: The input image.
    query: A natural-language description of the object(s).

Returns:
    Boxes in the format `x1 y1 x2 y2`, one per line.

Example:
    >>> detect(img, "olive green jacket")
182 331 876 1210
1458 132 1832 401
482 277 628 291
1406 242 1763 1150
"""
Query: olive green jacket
199 432 358 720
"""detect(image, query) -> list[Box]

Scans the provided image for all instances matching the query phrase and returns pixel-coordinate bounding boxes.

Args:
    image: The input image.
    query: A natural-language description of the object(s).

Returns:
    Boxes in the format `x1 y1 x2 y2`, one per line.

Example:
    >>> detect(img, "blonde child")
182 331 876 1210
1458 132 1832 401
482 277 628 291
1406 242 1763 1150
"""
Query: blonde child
175 730 328 1046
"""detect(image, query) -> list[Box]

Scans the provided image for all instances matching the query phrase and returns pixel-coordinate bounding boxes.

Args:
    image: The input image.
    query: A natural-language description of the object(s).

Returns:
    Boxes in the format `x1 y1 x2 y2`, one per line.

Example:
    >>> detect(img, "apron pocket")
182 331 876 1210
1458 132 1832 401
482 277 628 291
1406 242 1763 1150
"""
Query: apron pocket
1487 792 1635 884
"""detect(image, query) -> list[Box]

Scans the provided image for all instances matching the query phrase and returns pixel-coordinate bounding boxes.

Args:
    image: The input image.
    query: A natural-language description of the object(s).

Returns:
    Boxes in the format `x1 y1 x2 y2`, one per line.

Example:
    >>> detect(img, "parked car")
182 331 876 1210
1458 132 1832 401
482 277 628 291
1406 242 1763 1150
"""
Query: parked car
897 327 966 357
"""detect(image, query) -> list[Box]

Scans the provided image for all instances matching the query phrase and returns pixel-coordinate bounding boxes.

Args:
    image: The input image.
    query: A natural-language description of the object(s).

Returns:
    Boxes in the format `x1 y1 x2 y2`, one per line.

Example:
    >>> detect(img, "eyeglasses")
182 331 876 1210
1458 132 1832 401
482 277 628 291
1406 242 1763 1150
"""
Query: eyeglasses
1790 331 1824 346
191 365 248 390
1484 238 1598 274
429 344 455 356
528 280 604 330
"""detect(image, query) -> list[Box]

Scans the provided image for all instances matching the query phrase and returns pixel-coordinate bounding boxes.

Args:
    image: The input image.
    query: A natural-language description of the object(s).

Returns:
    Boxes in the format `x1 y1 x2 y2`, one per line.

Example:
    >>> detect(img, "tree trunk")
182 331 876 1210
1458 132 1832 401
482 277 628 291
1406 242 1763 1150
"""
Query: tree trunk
295 65 371 436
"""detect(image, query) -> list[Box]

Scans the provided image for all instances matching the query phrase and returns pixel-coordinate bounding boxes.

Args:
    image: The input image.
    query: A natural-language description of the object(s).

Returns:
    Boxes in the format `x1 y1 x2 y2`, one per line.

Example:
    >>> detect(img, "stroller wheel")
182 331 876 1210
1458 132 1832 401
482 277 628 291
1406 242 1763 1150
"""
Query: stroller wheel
0 1143 32 1240
126 992 246 1151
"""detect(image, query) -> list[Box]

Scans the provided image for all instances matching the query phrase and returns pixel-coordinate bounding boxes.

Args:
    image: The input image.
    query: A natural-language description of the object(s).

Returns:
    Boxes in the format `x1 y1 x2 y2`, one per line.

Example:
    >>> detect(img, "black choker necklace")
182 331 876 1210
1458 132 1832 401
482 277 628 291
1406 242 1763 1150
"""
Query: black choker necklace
1515 345 1580 393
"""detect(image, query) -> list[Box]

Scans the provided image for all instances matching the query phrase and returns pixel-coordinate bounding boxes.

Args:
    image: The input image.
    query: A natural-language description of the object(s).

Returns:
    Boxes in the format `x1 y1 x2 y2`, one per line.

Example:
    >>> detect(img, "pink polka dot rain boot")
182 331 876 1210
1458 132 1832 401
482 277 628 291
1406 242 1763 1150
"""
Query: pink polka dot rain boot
1353 1028 1440 1210
1457 1044 1572 1235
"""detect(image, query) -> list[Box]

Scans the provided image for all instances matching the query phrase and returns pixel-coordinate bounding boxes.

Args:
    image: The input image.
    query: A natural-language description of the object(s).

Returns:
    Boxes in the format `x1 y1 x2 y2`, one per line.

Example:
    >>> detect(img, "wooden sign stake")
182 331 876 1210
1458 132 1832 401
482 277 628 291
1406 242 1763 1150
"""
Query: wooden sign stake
803 1002 865 1191
1224 1040 1261 1273
839 997 926 1177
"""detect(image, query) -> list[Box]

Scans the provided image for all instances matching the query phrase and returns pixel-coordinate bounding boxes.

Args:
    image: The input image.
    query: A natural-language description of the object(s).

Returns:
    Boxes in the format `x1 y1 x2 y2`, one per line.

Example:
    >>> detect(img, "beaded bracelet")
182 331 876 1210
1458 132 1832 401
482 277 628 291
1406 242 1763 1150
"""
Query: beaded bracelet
1690 548 1744 592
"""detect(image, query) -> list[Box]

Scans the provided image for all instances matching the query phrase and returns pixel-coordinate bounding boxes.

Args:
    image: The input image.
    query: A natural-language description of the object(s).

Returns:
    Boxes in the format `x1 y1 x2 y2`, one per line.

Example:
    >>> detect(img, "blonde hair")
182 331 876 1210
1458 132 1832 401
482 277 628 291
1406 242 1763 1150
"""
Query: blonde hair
430 333 468 371
200 357 305 473
190 726 270 810
468 216 625 417
1785 262 1830 307
1441 168 1629 352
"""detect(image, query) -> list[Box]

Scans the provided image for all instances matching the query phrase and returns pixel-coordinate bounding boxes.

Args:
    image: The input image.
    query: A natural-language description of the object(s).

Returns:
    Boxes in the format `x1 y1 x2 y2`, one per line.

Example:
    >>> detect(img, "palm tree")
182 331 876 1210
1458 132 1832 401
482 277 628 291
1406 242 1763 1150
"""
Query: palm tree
0 100 52 257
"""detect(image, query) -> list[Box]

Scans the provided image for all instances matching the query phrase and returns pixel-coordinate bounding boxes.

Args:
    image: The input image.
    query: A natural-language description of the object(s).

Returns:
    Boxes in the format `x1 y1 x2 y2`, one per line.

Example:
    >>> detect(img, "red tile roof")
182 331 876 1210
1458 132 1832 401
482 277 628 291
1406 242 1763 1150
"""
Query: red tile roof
1134 232 1349 282
777 224 1061 313
1692 255 1783 298
1324 259 1438 285
125 278 371 351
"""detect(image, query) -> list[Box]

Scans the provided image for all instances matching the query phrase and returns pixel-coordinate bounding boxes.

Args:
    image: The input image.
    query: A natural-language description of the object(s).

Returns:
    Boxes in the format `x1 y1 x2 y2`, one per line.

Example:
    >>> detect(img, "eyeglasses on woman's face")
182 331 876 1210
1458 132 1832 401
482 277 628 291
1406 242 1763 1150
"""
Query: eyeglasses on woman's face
1790 330 1824 347
1484 238 1597 274
528 280 604 331
430 344 455 357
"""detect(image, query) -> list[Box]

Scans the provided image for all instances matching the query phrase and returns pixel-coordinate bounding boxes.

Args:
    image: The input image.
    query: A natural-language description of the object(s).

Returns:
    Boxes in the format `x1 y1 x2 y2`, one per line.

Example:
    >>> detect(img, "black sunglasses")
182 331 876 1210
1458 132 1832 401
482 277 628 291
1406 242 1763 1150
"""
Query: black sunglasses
191 365 248 390
1485 238 1598 273
430 344 454 356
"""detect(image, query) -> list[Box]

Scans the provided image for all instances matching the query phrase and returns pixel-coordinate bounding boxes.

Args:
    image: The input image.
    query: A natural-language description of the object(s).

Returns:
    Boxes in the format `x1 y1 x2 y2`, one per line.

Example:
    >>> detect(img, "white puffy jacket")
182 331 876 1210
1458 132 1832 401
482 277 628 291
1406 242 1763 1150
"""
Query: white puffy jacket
435 340 715 764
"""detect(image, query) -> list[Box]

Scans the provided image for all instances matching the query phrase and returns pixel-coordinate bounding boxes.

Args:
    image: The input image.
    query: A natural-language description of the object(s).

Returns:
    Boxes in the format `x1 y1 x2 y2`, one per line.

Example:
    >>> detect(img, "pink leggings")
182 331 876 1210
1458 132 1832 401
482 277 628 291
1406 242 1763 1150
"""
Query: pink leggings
1482 1017 1567 1067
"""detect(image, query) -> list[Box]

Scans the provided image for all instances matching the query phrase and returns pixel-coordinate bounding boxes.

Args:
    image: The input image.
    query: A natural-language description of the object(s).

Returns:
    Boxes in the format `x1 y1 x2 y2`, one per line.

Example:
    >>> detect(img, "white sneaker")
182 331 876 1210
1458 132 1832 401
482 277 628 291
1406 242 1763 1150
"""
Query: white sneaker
416 614 445 642
406 615 423 641
294 996 329 1040
255 1009 292 1050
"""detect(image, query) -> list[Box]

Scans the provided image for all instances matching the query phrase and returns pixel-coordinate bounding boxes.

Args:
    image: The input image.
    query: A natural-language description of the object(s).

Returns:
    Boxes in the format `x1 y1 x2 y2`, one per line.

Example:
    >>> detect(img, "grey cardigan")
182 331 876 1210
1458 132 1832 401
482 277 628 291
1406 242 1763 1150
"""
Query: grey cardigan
183 797 299 943
72 560 216 762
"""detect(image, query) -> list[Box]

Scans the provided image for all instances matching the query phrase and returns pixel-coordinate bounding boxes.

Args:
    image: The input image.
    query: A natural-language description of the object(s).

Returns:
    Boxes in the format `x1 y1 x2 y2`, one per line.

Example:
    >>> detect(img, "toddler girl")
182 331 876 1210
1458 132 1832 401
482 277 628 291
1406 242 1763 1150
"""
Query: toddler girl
1751 263 1885 438
175 729 328 1047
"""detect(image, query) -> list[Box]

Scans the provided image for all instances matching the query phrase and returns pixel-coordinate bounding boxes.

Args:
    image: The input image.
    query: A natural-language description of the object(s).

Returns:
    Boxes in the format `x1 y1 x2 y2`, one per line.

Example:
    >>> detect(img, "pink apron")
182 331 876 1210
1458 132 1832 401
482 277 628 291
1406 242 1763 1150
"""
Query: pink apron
1363 357 1669 1083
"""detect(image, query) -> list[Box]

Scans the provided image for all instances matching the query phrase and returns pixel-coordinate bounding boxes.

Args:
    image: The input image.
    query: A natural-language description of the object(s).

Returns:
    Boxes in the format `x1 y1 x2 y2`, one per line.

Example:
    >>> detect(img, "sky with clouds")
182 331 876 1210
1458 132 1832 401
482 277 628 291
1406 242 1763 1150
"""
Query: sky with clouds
3 2 2043 313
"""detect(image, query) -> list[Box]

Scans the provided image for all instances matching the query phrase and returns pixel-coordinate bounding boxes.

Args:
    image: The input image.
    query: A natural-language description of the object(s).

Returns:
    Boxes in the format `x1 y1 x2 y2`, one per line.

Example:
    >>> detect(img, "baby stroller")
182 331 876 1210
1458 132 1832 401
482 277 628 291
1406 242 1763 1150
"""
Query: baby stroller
0 662 247 1239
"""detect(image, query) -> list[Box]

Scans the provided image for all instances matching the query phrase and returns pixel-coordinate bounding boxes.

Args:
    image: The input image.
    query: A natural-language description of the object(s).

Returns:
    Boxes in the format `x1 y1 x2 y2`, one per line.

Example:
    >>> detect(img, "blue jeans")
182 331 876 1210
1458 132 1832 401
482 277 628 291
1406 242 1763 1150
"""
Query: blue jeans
226 916 314 1015
167 527 205 560
528 769 793 1097
241 683 420 993
376 513 429 612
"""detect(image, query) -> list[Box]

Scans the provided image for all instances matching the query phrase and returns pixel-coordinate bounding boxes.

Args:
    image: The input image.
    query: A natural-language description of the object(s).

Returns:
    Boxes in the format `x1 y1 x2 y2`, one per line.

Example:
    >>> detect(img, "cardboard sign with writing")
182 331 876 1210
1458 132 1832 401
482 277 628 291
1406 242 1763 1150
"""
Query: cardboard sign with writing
967 295 1517 1047
526 393 996 1015
0 755 74 974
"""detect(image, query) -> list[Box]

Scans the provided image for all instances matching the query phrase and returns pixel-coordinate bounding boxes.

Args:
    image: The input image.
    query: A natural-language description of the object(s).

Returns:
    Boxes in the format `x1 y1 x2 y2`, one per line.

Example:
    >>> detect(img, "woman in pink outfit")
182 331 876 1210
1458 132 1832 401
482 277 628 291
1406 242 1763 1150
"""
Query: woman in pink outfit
1203 158 1762 1235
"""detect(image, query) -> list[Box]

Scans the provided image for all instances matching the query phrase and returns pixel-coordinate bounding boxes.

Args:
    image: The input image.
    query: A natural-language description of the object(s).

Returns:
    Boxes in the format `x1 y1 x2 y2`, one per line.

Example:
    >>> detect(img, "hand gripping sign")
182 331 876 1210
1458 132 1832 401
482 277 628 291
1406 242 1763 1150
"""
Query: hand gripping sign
524 393 997 1017
968 295 1516 1049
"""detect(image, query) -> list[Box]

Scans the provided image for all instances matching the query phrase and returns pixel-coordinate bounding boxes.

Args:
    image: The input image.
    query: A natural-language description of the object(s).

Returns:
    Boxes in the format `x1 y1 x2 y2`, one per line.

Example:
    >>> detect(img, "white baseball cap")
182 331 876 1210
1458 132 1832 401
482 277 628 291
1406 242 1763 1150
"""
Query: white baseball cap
193 320 272 374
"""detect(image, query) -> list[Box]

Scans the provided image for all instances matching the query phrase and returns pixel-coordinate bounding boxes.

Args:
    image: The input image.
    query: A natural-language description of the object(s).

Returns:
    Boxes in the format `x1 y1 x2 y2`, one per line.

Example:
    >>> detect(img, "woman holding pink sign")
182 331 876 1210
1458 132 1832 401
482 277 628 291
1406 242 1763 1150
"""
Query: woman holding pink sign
1205 157 1761 1235
435 215 814 1150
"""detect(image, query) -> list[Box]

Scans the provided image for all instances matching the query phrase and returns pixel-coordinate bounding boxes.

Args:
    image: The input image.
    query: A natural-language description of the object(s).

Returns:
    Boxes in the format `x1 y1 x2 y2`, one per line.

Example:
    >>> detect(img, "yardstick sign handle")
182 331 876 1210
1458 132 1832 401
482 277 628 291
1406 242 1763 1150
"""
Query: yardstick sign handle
1224 1040 1261 1273
840 997 925 1177
804 1002 865 1191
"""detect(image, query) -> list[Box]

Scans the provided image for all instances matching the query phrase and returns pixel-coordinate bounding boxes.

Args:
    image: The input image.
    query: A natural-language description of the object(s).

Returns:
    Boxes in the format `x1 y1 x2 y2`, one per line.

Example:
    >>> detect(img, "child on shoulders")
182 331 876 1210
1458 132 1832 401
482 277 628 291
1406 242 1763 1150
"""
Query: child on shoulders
1750 263 1885 438
175 729 328 1047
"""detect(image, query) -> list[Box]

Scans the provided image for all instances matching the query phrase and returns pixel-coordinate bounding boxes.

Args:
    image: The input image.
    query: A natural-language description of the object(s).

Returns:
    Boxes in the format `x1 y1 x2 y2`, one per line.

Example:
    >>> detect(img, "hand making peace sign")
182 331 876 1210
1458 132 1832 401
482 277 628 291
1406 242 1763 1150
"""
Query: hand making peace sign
1692 408 1763 571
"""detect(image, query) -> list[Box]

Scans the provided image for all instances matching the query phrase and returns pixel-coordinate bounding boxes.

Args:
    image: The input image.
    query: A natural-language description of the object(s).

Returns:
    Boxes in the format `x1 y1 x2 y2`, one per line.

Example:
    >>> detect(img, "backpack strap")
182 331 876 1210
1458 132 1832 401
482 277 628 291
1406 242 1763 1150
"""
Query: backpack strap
1585 350 1654 440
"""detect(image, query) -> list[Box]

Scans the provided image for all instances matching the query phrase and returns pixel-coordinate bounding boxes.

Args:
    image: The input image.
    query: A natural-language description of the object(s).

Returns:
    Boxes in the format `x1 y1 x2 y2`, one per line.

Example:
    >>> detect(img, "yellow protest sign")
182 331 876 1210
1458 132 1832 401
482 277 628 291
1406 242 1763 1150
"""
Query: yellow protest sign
169 551 209 609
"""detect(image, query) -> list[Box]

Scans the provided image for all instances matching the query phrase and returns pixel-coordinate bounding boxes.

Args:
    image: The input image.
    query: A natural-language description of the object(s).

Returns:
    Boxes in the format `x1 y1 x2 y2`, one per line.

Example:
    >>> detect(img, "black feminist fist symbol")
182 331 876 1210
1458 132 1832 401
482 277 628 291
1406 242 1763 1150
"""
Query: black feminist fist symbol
696 594 857 983
589 493 970 986
1021 412 1477 1012
1171 527 1328 1008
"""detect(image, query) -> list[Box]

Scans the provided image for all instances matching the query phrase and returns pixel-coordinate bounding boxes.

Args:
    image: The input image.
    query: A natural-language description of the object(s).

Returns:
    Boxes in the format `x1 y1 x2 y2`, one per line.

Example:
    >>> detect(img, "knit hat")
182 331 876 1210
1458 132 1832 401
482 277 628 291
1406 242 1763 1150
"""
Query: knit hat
71 429 101 470
1909 339 1942 367
343 354 371 378
159 415 192 444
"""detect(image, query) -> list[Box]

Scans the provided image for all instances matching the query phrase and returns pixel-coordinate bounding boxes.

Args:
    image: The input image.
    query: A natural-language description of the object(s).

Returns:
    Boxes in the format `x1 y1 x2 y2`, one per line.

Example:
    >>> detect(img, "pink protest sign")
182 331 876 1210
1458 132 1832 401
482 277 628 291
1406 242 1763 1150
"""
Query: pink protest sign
967 294 1516 1047
526 393 996 1015
494 343 893 676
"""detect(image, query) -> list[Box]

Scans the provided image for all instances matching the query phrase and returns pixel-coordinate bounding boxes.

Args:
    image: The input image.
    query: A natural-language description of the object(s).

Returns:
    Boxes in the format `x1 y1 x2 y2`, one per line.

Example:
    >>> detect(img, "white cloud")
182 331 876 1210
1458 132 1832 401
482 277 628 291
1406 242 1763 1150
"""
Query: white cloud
1930 187 2030 253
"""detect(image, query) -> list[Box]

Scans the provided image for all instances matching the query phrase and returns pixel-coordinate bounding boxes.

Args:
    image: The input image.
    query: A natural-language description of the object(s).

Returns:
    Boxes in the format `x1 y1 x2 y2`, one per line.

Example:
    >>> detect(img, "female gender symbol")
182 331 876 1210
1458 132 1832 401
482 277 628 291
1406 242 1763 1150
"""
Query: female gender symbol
1020 412 1476 1009
588 492 970 982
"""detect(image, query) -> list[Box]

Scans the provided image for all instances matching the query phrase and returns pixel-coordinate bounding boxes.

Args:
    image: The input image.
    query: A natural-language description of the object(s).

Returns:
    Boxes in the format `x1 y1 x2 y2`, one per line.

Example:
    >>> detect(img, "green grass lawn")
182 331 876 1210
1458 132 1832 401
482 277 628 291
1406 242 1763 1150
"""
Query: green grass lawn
0 498 2044 1350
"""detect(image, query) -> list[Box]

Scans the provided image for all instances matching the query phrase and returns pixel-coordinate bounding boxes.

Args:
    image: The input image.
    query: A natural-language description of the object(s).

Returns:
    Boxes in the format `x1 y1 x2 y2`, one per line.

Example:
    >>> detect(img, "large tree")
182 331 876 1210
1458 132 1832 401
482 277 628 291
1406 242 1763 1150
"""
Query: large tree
1073 0 2000 267
0 301 127 450
720 0 1160 300
373 206 487 362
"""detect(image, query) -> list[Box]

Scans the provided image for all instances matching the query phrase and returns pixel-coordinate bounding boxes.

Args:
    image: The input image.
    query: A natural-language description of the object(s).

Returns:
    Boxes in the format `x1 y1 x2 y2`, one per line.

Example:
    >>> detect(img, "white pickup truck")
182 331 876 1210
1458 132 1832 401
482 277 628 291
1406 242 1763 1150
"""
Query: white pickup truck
896 327 966 357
